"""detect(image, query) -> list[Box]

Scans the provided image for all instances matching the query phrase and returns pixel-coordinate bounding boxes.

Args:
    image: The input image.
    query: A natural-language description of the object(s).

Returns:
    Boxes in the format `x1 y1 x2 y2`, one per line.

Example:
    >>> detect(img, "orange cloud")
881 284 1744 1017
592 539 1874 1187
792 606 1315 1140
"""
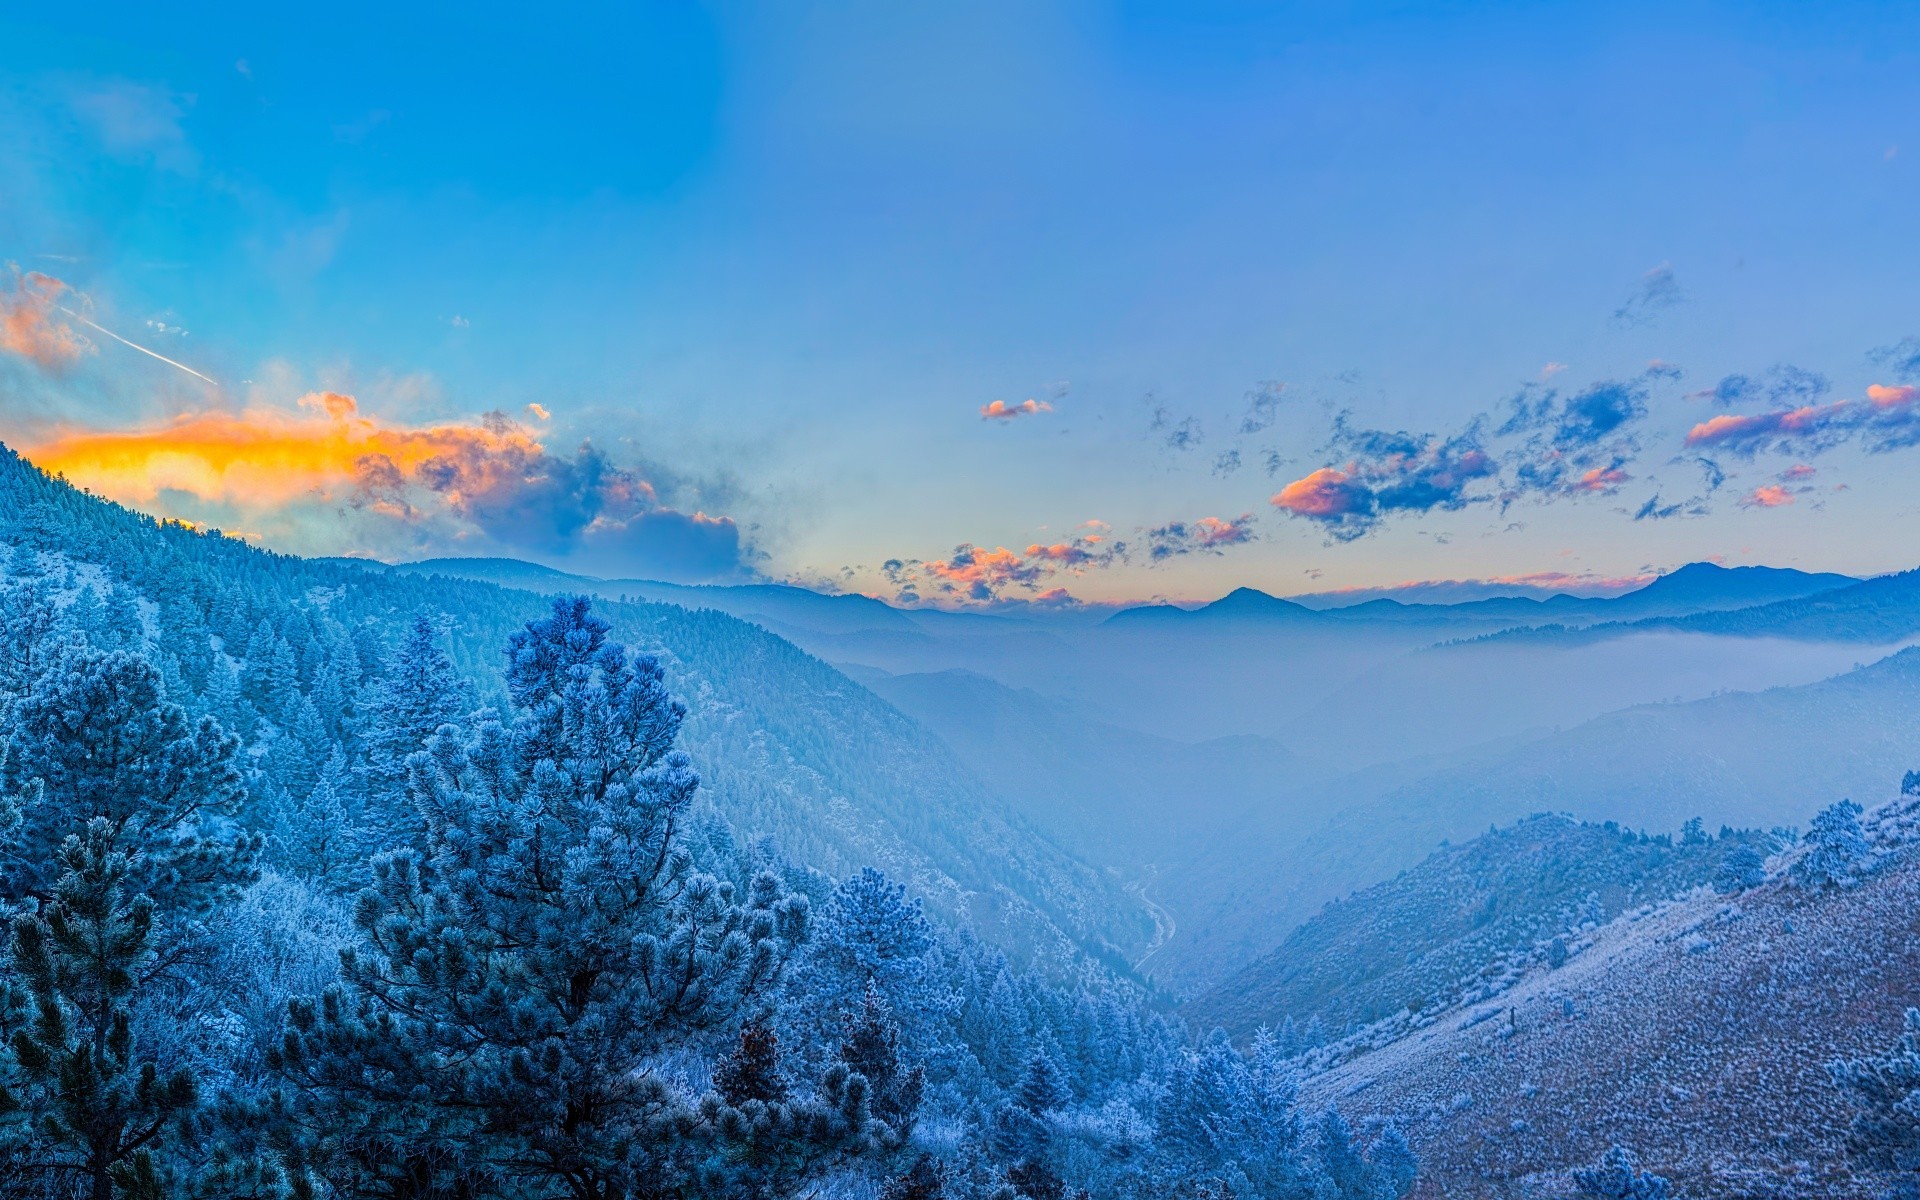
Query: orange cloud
1868 383 1918 408
1 273 90 367
1740 484 1795 509
1684 402 1848 448
1572 466 1630 493
1779 463 1816 482
23 392 544 509
981 398 1052 421
1271 467 1367 518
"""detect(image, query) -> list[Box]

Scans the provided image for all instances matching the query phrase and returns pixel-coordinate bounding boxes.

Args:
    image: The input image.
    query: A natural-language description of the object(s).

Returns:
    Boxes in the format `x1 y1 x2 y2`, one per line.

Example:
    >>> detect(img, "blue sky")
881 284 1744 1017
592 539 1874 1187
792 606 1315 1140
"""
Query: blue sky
3 2 1920 603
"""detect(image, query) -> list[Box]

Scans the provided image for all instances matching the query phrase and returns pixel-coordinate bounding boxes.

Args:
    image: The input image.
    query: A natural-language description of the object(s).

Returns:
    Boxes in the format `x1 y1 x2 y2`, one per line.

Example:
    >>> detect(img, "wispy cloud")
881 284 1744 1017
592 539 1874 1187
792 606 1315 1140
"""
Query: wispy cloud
1683 383 1920 456
1610 262 1683 327
1146 514 1257 560
0 272 91 368
981 398 1052 421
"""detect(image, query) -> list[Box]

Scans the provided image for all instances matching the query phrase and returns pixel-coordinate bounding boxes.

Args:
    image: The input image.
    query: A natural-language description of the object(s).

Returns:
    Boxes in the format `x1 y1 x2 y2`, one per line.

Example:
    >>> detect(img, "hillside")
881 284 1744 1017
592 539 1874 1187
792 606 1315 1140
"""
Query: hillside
1186 814 1772 1039
0 447 1154 972
852 665 1317 873
1304 794 1920 1198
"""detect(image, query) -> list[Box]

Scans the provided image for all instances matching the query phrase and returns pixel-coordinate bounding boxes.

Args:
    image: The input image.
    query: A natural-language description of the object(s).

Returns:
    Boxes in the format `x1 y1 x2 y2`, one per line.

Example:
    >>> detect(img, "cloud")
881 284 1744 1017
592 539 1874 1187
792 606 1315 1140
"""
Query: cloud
1738 484 1796 509
1571 465 1630 493
0 272 90 368
1146 514 1257 561
1499 375 1662 497
1611 263 1683 326
1239 382 1285 434
67 80 195 170
1779 463 1816 482
1681 383 1920 456
1271 420 1497 542
21 392 752 581
1148 404 1203 450
1687 364 1829 408
1871 338 1920 383
1211 449 1241 477
981 398 1052 421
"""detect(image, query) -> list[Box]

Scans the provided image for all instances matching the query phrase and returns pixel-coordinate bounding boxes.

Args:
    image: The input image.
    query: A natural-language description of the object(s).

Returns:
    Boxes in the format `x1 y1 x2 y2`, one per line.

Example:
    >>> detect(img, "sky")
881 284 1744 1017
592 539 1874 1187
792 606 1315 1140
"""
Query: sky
4 1 1920 607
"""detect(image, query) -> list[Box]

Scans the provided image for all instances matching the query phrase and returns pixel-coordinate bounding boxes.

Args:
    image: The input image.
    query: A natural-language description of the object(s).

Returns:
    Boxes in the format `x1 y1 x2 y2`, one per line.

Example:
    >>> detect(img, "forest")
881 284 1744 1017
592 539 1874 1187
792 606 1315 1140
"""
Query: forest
0 449 1417 1198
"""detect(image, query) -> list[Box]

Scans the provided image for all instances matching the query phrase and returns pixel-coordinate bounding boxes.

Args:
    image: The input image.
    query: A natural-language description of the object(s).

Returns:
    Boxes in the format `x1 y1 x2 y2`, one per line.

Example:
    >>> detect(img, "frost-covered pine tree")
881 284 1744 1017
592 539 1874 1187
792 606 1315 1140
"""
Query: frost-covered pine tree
1792 798 1868 890
267 595 812 1198
1714 843 1768 894
786 866 952 1069
1831 1007 1920 1175
0 647 257 922
357 614 466 827
1571 1145 1670 1200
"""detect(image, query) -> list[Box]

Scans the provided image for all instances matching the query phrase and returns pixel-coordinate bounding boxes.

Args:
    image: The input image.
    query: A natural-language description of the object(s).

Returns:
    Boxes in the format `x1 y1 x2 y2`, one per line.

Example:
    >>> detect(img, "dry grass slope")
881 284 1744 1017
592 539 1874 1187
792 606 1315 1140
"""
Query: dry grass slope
1305 799 1920 1198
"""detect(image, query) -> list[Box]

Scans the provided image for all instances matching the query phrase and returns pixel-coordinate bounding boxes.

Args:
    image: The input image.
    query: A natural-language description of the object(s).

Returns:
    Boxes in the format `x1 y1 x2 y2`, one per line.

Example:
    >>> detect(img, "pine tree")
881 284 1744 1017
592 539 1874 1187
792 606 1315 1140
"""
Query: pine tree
714 1019 789 1106
880 1155 947 1200
1 648 257 922
0 822 200 1200
1832 1007 1920 1174
357 614 466 849
839 986 924 1145
268 596 812 1198
1571 1145 1670 1200
1714 844 1767 894
1793 799 1868 890
269 749 358 891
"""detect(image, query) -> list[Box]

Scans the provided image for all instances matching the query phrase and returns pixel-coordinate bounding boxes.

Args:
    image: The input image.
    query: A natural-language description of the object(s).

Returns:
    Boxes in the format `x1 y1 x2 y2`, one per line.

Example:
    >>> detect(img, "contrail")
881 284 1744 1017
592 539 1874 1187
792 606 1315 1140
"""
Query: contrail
55 305 220 387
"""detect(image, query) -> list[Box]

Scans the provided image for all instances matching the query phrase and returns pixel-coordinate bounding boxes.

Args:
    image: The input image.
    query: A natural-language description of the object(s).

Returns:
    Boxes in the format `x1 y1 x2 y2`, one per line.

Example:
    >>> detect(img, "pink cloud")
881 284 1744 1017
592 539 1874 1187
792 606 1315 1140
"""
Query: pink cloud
1271 467 1369 518
0 272 90 368
1739 484 1795 509
1572 466 1630 493
981 398 1053 421
1684 401 1851 450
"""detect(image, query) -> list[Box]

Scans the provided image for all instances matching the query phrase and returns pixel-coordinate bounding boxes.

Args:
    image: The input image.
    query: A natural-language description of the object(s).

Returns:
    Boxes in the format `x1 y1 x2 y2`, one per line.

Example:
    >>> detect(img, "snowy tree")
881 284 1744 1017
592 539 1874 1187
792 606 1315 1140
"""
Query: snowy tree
839 986 925 1146
268 749 358 891
1571 1145 1670 1200
1832 1007 1920 1175
1 647 258 925
266 596 813 1198
1793 799 1869 890
0 823 201 1200
357 613 466 827
1714 844 1768 894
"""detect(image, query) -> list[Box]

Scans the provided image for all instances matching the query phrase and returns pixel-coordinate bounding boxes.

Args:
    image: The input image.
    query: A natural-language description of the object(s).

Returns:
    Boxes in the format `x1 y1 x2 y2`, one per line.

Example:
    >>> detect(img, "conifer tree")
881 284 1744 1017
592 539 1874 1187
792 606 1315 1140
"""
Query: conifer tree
839 987 924 1145
0 648 257 922
1793 799 1869 890
268 596 811 1198
357 614 466 846
0 823 200 1200
1714 844 1767 894
1832 1006 1920 1175
1570 1145 1669 1200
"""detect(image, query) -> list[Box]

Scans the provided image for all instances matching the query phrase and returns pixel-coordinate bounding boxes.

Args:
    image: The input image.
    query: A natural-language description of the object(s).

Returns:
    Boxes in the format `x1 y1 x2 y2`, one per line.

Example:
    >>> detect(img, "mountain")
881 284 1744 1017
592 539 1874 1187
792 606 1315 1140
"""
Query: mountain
0 447 1155 972
1143 645 1920 994
1302 795 1920 1198
1184 813 1771 1040
381 556 921 637
1105 586 1331 627
1127 564 1856 633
